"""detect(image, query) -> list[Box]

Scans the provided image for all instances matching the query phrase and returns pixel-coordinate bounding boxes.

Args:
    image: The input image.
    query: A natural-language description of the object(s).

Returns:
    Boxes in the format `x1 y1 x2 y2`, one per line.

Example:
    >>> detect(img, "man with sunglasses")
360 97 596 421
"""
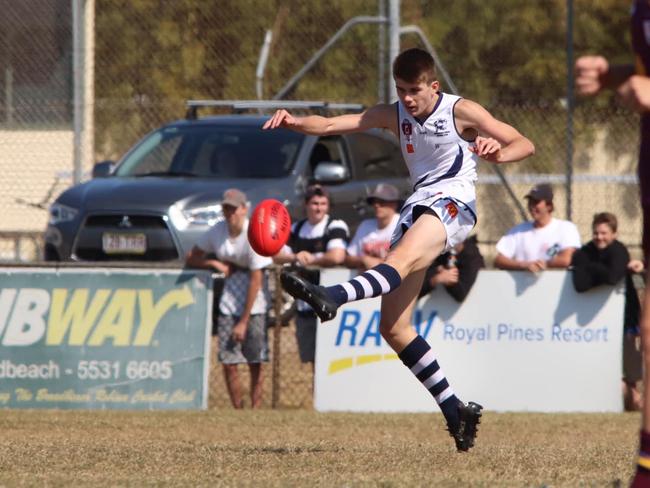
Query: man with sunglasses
345 183 401 271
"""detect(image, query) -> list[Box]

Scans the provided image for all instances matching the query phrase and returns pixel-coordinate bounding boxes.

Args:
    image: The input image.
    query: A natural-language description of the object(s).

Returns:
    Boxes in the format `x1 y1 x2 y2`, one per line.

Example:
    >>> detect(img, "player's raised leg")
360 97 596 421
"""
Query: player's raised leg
383 211 447 276
283 211 483 451
280 210 448 321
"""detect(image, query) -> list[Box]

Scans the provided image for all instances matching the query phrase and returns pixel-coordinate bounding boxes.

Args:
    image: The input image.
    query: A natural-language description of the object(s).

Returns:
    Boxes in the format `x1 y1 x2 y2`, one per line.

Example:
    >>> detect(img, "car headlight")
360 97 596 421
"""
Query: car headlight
169 203 223 230
48 203 79 225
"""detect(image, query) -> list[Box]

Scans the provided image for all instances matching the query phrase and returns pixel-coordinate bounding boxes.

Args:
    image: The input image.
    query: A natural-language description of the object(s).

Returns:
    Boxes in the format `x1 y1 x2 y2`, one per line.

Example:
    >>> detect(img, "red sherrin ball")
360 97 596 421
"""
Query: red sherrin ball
248 199 291 257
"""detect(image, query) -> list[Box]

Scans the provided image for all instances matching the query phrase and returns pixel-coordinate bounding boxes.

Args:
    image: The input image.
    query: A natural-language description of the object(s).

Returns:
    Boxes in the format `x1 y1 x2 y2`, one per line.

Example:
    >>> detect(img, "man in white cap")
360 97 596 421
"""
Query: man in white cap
494 183 581 272
186 188 272 409
345 183 401 271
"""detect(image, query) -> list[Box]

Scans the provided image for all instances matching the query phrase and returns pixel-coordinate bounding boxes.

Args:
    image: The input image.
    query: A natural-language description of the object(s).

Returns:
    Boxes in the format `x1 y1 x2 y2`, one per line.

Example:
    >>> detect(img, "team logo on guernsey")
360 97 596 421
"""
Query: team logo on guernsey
401 119 412 136
445 201 458 218
401 119 414 153
433 118 450 136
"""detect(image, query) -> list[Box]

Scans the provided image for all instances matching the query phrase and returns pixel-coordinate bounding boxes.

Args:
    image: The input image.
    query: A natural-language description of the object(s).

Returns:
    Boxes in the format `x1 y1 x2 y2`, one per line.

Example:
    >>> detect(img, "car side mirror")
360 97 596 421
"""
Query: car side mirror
92 160 115 178
312 162 349 184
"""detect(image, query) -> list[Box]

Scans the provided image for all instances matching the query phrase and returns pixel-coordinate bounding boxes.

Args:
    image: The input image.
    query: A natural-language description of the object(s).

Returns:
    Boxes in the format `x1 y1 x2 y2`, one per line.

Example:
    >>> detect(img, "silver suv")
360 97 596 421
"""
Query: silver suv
44 101 410 262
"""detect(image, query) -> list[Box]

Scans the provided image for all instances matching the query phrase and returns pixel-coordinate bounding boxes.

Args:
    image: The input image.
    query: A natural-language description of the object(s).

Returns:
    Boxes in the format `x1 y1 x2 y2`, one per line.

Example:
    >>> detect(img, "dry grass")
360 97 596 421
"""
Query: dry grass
0 408 640 487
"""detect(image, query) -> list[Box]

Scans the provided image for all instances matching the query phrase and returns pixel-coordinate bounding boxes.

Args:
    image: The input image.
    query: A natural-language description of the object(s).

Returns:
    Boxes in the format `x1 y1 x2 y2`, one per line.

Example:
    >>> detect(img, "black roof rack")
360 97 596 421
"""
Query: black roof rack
185 99 365 120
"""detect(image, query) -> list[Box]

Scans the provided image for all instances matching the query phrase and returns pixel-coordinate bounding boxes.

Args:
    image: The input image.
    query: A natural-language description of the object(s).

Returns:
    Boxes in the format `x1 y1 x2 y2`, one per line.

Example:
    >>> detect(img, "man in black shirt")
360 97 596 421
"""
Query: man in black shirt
273 185 349 366
419 235 484 302
571 212 631 292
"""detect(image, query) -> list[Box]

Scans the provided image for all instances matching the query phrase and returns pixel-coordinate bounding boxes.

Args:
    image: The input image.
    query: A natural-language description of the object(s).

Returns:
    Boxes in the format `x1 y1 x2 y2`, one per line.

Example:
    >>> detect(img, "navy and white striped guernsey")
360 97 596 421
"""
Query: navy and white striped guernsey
288 215 349 314
288 216 349 255
396 93 478 191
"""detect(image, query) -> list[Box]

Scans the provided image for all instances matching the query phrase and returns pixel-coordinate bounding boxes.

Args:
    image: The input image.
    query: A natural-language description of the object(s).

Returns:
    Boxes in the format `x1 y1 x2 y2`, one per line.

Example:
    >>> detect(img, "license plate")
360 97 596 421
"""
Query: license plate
102 233 146 254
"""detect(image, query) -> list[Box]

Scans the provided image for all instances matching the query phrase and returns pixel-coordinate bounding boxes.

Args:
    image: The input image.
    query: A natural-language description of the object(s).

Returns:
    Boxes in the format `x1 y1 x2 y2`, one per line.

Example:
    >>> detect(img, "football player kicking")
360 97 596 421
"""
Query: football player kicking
263 48 534 451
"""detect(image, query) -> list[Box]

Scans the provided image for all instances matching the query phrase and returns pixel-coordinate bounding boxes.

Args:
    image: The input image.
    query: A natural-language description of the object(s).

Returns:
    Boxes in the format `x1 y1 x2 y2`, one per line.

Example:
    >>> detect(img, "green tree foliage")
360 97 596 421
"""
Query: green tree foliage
96 0 276 155
402 0 629 104
96 0 632 165
400 0 633 173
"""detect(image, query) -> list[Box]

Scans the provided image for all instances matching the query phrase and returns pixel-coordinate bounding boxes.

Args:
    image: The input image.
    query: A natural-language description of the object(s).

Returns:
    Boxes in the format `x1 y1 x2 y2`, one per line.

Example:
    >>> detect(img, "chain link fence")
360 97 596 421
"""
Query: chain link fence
0 0 74 259
0 0 641 259
207 324 315 409
208 268 313 409
0 0 642 405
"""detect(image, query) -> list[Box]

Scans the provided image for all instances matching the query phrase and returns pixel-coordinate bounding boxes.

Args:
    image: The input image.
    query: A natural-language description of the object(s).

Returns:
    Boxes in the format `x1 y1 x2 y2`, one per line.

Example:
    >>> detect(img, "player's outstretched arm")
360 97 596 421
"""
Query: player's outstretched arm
575 55 635 95
618 75 650 113
262 104 396 136
576 56 650 112
455 99 535 164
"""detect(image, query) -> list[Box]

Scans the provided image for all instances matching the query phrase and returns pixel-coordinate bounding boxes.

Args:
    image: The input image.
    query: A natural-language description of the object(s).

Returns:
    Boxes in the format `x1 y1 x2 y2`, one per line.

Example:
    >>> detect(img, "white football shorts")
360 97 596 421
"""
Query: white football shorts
391 178 477 252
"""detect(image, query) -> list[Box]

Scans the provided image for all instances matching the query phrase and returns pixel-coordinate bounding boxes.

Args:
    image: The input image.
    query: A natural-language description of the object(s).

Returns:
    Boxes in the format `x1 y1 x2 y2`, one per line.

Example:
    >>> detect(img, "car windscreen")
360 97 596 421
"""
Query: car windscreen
114 124 304 178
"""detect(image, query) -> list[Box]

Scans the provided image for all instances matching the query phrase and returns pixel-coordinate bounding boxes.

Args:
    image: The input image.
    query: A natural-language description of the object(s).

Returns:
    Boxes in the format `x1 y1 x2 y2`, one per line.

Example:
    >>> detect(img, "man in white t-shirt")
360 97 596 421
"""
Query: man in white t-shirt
186 188 272 409
345 183 400 271
495 183 581 272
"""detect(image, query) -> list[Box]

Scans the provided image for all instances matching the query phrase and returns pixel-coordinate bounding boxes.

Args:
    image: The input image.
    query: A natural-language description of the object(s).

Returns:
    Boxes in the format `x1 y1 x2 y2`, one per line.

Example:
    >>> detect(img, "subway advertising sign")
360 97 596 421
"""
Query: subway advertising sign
0 267 213 410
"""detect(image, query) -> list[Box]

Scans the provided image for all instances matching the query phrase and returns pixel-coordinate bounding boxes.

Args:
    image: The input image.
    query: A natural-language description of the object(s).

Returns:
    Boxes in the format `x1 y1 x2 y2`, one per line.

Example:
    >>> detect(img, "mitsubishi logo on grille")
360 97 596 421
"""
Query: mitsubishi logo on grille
118 215 132 228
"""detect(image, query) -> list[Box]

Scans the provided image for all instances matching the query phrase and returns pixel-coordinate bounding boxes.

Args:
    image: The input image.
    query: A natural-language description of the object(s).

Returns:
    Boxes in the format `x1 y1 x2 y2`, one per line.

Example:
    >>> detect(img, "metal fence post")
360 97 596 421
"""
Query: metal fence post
378 0 386 103
388 0 400 102
271 266 283 408
72 0 84 185
566 0 574 221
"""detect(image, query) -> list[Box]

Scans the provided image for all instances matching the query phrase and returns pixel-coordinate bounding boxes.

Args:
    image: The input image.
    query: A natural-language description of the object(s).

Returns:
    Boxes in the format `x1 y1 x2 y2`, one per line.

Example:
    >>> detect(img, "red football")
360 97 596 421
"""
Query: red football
248 199 291 257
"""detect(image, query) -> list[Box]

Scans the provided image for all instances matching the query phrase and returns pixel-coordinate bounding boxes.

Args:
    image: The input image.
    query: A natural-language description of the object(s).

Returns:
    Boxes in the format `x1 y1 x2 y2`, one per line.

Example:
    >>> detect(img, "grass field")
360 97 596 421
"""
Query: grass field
0 408 641 487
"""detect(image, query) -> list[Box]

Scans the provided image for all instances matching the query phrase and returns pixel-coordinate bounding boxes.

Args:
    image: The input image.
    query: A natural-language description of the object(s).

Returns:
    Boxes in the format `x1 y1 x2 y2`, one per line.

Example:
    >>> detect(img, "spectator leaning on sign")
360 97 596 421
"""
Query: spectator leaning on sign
419 235 485 302
571 212 634 291
345 183 400 271
273 184 349 367
185 188 272 409
570 212 644 411
494 183 581 272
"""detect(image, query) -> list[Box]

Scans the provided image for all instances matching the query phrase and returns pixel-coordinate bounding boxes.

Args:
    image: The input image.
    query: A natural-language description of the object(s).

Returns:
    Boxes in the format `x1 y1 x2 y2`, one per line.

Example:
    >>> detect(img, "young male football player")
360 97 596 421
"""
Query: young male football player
263 48 534 451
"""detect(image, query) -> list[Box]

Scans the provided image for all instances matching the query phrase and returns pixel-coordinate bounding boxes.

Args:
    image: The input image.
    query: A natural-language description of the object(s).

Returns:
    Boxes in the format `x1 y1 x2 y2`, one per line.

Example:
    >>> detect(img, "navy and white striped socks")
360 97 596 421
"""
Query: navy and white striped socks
325 263 402 306
398 335 460 429
322 266 461 426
